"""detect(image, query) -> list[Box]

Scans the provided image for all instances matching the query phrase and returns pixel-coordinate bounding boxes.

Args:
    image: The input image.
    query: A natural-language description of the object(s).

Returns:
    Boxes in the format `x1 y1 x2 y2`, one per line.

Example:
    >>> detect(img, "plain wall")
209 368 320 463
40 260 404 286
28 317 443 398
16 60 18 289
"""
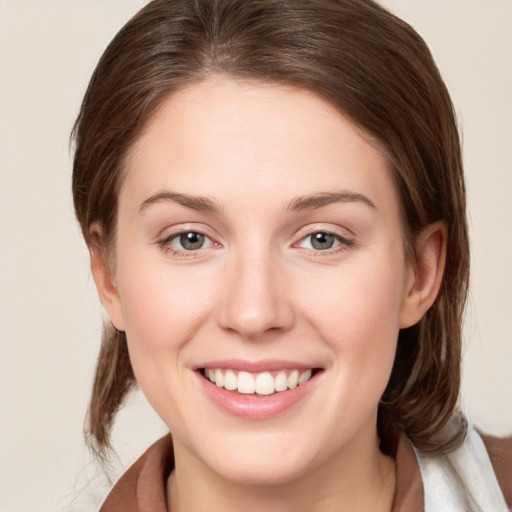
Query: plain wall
0 1 511 511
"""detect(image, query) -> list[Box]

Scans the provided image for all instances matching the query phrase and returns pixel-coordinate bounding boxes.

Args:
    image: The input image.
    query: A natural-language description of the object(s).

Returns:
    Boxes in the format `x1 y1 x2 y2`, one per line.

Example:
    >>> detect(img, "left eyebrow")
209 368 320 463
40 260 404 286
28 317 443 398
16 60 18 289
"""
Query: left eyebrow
138 191 222 214
287 191 377 212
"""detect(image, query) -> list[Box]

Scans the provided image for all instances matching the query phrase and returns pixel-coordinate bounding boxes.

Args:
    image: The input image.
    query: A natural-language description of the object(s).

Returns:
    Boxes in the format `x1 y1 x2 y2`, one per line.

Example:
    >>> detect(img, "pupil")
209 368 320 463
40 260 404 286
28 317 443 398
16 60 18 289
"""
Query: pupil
311 232 334 250
180 232 204 250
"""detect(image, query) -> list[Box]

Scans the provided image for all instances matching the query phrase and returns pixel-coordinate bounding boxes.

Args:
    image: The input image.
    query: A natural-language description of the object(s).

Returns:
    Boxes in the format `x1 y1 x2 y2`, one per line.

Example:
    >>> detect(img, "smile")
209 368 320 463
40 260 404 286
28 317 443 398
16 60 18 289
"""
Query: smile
202 368 315 395
196 360 323 419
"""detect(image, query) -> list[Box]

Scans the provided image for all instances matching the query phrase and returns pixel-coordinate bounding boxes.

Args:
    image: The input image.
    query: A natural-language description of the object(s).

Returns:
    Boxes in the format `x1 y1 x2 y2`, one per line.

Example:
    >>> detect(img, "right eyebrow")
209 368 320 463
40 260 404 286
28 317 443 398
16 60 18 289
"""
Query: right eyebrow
286 191 377 213
138 191 222 214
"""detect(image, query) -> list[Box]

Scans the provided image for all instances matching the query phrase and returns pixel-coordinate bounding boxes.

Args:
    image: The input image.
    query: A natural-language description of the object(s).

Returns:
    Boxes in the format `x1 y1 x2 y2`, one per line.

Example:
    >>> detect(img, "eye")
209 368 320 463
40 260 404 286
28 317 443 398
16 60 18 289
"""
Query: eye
178 232 207 250
297 231 353 251
161 231 215 252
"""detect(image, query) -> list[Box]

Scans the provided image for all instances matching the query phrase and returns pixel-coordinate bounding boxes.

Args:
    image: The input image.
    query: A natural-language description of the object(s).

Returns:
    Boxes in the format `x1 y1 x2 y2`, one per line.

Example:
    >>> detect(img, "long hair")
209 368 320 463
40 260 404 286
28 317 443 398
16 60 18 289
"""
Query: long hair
72 0 469 460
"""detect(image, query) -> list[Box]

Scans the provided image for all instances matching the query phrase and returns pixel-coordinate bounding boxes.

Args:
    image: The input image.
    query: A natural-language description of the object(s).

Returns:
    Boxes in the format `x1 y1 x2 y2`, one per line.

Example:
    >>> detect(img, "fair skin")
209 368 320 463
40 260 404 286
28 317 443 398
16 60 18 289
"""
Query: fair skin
92 77 446 512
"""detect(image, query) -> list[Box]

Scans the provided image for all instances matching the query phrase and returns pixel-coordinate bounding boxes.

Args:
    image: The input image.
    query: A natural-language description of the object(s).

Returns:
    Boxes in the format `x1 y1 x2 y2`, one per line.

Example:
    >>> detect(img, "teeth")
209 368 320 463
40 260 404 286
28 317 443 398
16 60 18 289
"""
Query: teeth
274 371 288 392
204 368 315 395
224 369 237 391
237 371 255 394
298 369 312 384
287 370 299 389
255 372 275 395
214 369 224 388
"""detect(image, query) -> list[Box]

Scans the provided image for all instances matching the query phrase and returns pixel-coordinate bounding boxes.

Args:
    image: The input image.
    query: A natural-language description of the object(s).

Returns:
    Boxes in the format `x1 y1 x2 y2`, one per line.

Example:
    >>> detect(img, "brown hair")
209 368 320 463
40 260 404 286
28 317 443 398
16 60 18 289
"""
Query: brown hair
72 0 469 460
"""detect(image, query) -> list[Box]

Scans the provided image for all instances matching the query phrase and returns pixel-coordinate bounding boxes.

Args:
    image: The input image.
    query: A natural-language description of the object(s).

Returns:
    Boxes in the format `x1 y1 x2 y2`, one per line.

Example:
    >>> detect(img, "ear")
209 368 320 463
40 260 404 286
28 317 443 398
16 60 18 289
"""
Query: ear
89 224 125 332
399 221 447 328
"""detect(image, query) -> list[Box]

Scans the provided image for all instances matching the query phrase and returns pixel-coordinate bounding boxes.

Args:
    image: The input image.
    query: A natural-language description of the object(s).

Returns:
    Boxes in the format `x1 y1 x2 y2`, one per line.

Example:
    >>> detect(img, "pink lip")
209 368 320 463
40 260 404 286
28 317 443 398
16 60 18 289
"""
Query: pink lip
195 363 322 420
196 359 315 373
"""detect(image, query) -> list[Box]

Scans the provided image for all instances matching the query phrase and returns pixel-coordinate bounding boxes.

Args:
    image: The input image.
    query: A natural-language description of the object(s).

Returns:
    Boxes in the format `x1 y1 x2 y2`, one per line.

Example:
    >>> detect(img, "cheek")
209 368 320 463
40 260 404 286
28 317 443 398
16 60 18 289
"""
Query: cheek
115 254 215 370
113 256 219 424
304 262 404 339
299 254 406 384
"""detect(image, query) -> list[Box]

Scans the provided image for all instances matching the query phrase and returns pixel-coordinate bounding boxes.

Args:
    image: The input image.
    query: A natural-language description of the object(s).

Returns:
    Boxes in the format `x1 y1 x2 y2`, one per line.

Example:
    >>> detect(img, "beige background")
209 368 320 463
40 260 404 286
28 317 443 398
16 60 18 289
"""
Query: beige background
0 1 511 511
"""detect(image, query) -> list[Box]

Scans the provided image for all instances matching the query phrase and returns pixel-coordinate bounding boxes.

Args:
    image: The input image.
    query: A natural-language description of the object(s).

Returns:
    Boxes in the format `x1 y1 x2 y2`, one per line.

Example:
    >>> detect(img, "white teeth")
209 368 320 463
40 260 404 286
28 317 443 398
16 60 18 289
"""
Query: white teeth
224 369 237 391
274 371 288 392
237 371 255 394
287 370 299 389
214 369 224 388
298 369 312 384
205 368 315 395
255 372 275 395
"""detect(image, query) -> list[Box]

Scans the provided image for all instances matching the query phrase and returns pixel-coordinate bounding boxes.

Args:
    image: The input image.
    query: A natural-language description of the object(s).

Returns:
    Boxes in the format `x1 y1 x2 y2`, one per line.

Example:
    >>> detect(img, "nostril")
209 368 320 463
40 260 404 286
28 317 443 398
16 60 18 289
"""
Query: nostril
216 267 295 339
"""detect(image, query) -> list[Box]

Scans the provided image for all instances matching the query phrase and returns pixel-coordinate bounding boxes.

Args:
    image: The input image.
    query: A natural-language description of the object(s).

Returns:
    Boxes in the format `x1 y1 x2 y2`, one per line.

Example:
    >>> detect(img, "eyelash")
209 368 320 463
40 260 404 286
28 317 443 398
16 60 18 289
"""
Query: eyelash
157 229 219 257
157 229 355 258
295 231 355 254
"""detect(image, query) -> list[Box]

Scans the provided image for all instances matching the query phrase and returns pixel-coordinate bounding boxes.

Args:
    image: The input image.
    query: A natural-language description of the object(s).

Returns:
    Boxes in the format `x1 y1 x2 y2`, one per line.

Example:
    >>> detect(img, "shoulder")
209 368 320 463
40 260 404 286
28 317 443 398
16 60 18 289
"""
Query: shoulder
480 432 512 508
100 434 174 512
412 418 511 511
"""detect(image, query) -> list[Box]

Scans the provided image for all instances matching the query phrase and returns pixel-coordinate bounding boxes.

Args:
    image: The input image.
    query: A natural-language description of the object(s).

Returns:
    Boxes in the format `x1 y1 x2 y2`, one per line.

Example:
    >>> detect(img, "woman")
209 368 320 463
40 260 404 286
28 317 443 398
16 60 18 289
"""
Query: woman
71 0 511 510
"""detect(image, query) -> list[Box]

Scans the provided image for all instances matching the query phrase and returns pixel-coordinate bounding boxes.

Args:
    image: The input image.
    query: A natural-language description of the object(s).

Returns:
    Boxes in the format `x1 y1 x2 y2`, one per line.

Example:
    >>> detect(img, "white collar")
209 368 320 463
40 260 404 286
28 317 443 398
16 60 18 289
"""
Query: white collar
414 418 509 512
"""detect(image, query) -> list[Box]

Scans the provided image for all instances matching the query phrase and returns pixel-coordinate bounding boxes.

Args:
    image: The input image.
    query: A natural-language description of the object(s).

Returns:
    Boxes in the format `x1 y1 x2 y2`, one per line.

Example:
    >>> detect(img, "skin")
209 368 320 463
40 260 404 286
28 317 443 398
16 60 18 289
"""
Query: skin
92 77 446 512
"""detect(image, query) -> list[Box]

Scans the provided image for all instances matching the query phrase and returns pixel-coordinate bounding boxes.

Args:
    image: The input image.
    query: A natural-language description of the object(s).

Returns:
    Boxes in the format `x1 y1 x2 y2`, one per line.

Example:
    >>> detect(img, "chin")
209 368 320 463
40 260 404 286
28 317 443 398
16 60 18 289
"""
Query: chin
211 457 311 487
195 431 324 486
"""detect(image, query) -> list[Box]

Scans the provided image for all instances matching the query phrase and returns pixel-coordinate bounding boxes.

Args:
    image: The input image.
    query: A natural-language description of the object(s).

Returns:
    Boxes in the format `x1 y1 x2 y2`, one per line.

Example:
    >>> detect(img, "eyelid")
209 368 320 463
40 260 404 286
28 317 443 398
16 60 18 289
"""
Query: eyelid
156 224 222 257
165 232 215 249
293 223 354 240
154 223 355 257
292 225 356 252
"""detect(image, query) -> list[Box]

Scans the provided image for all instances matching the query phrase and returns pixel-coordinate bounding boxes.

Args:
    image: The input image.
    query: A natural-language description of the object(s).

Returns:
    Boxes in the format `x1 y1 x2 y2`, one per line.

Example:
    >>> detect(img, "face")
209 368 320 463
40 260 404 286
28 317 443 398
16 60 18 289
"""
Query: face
99 78 421 485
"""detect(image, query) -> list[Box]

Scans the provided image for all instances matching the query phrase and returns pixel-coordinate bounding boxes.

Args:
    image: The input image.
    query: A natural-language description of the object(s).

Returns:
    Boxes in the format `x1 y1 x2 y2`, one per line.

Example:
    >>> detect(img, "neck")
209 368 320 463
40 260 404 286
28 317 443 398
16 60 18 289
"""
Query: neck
166 433 396 512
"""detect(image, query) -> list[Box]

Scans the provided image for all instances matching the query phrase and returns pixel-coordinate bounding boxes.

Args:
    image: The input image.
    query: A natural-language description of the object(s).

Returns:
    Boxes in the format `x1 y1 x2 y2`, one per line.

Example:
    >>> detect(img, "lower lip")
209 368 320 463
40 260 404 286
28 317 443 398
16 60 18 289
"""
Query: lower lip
197 371 320 420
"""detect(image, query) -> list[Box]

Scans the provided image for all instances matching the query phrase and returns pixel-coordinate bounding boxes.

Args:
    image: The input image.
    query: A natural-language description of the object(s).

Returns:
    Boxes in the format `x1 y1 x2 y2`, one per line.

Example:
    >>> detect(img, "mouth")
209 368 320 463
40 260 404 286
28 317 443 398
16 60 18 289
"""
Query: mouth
199 367 322 396
195 362 324 419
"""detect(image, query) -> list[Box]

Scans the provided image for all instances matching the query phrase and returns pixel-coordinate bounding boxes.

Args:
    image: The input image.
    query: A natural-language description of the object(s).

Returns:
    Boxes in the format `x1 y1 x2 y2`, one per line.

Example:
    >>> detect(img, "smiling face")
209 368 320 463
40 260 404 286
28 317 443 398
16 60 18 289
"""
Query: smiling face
93 77 430 486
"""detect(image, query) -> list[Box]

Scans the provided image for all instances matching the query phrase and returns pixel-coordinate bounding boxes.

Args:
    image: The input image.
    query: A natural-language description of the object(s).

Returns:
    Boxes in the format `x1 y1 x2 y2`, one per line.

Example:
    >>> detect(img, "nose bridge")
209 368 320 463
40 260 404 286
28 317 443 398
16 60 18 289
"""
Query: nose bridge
217 241 293 339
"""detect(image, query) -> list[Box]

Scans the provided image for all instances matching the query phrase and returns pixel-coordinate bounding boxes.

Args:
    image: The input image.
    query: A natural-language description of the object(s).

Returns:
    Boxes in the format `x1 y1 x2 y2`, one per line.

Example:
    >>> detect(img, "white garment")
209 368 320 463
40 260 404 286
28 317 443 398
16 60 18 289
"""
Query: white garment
414 420 509 512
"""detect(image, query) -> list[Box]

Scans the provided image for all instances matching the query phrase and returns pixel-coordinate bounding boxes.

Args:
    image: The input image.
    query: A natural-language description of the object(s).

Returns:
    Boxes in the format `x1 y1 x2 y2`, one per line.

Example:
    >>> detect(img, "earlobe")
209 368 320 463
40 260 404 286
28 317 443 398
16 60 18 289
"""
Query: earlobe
89 225 125 331
399 221 447 328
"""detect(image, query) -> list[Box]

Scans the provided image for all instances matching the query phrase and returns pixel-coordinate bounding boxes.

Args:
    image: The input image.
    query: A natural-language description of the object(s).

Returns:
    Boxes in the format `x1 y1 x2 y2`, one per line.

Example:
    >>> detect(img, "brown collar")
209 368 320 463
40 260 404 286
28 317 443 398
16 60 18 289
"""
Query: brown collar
100 434 424 512
392 435 424 511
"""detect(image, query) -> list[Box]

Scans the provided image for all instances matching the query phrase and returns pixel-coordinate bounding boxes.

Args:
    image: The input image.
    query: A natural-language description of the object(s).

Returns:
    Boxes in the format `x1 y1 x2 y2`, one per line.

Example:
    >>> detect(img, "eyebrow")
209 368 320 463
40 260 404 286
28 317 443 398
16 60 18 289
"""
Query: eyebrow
139 190 376 215
287 192 377 212
139 192 222 214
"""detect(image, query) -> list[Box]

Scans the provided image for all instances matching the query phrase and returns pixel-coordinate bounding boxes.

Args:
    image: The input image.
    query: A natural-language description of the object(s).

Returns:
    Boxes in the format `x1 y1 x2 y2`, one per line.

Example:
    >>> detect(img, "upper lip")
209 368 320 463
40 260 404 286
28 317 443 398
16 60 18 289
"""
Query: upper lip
195 359 319 373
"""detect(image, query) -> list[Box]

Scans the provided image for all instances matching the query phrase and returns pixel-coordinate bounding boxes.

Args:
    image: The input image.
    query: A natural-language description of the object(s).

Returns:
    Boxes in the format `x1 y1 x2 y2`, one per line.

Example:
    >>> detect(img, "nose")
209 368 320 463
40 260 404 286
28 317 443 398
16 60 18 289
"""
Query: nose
216 250 295 340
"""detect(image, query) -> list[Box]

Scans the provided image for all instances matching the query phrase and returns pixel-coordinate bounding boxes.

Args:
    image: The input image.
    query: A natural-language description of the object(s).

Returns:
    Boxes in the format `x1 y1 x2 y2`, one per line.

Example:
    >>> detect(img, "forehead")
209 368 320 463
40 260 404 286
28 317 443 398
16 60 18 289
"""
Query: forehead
122 77 399 217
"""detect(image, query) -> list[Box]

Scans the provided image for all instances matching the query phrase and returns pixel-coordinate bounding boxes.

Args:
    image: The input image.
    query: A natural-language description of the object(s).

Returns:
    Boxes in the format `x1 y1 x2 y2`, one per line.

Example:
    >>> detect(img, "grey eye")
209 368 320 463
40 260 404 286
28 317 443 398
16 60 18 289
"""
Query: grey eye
179 232 206 250
310 232 337 250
